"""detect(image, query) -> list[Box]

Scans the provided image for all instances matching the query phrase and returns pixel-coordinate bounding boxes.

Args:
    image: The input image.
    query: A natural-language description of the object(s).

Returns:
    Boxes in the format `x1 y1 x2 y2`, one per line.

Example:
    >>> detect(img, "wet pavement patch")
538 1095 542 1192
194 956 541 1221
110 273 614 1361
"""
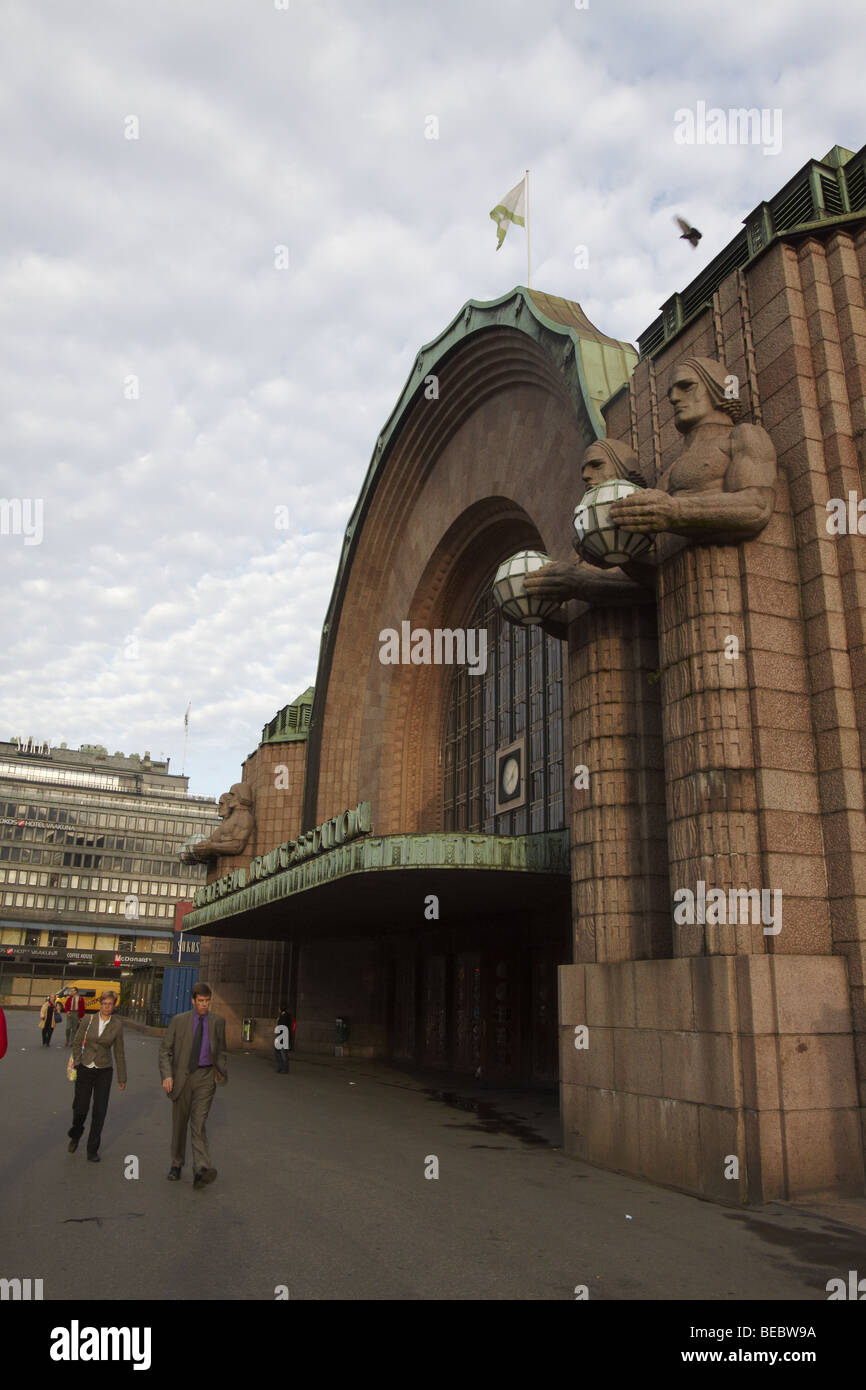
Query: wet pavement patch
424 1089 549 1146
722 1210 866 1284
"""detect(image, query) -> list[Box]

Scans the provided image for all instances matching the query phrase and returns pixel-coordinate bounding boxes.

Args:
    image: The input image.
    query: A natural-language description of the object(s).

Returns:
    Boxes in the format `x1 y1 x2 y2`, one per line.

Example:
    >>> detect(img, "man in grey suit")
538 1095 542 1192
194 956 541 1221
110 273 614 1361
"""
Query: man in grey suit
159 982 227 1189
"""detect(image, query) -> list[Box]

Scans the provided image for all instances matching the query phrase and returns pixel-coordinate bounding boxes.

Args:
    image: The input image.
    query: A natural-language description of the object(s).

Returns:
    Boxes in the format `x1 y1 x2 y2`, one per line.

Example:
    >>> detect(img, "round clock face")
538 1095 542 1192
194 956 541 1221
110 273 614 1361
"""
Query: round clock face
501 756 520 797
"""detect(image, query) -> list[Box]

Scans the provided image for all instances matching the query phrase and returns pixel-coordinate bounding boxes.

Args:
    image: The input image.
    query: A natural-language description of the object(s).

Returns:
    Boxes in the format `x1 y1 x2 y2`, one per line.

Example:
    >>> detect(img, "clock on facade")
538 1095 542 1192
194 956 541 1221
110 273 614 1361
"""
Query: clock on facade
495 738 526 814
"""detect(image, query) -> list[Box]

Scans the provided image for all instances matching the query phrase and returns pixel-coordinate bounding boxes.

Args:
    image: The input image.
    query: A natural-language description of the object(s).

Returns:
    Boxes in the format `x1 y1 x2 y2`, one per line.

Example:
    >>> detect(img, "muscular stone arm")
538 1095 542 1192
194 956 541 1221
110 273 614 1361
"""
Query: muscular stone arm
523 558 654 606
661 483 776 539
187 811 254 860
610 425 777 542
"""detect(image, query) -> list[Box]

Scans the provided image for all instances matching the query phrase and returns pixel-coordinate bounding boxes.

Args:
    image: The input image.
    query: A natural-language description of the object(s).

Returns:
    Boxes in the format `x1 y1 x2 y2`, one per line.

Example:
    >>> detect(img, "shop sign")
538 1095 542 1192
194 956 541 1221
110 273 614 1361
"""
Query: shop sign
3 946 161 966
172 933 201 964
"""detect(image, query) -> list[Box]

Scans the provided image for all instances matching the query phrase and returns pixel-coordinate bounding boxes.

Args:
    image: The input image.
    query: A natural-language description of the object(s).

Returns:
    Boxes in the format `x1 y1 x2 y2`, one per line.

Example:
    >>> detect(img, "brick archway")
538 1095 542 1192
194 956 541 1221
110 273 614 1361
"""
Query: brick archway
385 498 543 833
307 325 603 835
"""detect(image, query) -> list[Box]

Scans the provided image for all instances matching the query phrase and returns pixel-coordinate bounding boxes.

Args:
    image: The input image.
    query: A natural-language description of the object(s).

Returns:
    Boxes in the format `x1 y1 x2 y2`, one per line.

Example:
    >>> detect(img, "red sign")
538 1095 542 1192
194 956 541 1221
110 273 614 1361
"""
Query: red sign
173 900 194 932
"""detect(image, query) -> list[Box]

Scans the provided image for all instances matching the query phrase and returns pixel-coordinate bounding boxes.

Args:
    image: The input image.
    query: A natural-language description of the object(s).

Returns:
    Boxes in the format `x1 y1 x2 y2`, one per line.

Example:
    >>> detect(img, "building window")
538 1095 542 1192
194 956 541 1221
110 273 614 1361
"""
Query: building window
442 586 565 835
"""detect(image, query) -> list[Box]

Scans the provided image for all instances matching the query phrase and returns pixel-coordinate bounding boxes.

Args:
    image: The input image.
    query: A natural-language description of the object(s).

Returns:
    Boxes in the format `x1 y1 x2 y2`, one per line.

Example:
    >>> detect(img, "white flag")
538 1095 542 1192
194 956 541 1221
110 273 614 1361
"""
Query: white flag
490 177 526 249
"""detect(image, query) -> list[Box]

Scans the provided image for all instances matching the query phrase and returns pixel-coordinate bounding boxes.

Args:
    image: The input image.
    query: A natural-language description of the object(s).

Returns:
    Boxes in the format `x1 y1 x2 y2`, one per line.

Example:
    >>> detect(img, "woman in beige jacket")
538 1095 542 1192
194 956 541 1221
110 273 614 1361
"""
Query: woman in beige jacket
38 994 60 1047
67 990 126 1161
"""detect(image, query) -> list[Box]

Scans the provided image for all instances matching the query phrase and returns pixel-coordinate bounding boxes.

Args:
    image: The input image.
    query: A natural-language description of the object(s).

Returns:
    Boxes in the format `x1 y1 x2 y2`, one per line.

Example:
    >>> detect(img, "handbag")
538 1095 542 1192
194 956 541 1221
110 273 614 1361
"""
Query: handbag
66 1018 93 1082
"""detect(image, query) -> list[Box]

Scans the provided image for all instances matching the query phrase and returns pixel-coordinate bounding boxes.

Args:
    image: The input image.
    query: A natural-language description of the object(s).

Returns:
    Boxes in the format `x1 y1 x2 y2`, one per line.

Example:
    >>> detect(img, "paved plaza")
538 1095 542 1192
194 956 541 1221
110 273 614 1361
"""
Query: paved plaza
1 1010 864 1302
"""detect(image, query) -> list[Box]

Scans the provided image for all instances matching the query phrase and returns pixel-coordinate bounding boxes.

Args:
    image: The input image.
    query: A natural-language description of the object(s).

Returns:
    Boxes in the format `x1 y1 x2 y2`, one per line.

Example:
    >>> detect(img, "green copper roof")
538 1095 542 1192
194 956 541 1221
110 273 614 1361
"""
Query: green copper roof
639 140 866 358
383 286 637 445
261 687 315 745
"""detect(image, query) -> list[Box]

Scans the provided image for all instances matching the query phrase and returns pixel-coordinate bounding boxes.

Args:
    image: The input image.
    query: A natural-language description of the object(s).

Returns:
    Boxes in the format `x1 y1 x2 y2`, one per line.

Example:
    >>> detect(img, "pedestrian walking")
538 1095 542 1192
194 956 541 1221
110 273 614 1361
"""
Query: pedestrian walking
67 990 127 1162
0 1005 7 1060
159 982 227 1189
274 1005 294 1073
39 993 61 1046
64 988 86 1046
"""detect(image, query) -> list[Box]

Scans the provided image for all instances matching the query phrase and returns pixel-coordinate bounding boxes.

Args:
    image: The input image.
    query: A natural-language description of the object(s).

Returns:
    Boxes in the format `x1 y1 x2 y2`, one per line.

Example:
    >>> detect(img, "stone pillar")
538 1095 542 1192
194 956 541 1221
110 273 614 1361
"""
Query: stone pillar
656 542 765 956
569 603 669 963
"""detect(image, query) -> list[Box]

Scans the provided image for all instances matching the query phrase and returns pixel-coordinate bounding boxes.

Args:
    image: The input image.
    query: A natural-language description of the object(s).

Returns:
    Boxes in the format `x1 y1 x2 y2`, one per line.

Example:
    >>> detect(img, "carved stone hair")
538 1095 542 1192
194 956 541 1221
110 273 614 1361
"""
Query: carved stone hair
674 356 743 422
584 438 647 488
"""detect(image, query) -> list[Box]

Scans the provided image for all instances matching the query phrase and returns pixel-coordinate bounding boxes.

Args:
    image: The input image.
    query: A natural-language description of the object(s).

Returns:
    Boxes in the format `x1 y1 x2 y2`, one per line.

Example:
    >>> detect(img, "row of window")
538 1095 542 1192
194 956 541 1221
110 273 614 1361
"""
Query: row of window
1 801 211 836
3 825 198 856
0 868 197 897
2 890 177 917
0 845 196 877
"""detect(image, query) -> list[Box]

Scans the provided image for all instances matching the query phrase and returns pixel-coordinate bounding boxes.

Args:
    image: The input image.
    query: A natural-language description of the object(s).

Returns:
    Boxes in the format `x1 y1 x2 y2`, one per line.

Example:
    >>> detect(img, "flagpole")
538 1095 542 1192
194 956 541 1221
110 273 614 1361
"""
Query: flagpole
182 702 190 776
525 169 531 288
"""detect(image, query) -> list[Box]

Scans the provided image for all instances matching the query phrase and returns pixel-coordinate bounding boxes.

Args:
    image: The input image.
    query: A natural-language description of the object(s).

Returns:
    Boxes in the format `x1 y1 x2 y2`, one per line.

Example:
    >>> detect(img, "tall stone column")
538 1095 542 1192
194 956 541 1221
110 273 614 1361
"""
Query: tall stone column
569 602 668 963
656 542 765 956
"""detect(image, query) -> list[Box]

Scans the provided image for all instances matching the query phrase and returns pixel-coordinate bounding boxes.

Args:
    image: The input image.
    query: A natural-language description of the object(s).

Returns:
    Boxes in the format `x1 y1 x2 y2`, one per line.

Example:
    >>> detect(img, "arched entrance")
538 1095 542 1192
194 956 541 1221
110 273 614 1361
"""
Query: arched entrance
386 570 570 1085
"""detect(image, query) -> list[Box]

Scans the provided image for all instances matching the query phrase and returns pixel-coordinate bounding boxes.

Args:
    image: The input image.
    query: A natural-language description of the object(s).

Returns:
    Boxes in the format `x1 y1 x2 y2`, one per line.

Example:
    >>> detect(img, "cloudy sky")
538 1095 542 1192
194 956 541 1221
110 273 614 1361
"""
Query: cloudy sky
1 0 860 801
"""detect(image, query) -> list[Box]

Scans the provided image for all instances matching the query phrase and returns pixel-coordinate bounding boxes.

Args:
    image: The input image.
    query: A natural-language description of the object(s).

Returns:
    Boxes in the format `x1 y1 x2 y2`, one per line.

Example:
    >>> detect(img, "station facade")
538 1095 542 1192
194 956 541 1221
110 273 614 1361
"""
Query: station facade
187 143 866 1203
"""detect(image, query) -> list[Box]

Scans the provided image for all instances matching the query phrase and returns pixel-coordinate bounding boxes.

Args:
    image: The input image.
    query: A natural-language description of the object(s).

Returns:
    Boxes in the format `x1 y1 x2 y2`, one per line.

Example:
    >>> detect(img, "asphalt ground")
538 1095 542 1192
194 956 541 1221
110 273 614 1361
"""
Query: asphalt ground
2 1008 865 1302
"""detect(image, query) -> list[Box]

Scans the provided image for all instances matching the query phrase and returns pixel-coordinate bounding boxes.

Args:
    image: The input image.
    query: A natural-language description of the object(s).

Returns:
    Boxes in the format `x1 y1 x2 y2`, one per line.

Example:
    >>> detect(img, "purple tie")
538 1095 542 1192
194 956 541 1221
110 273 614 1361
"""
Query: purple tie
189 1015 203 1072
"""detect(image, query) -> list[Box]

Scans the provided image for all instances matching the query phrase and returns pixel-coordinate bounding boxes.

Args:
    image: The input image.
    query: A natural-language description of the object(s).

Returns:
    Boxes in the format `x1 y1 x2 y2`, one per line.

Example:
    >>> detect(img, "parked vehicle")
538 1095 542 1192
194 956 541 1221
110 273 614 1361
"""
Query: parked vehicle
56 981 118 1012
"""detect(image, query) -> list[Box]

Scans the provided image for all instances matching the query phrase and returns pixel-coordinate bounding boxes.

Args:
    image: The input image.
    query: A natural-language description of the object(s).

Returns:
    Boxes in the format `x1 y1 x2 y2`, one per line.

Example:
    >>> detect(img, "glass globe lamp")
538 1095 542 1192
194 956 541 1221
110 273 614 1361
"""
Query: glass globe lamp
179 834 209 864
573 479 654 566
492 550 562 627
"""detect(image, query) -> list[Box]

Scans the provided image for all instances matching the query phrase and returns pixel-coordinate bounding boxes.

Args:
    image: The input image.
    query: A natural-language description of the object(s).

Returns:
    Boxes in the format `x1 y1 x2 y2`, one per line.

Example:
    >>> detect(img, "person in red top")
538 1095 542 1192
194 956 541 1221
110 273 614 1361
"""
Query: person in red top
0 1005 7 1060
64 989 86 1047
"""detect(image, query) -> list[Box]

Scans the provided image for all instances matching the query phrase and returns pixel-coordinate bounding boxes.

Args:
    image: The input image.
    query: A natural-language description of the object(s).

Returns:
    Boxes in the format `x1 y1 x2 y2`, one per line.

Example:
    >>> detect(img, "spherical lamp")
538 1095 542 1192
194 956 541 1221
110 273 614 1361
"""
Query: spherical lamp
179 834 209 865
492 550 562 627
573 479 654 566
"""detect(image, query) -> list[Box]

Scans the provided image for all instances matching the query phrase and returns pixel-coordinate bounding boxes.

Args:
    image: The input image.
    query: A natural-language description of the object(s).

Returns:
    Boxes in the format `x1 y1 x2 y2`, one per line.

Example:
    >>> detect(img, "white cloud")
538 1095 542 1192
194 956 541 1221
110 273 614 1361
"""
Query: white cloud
0 0 860 796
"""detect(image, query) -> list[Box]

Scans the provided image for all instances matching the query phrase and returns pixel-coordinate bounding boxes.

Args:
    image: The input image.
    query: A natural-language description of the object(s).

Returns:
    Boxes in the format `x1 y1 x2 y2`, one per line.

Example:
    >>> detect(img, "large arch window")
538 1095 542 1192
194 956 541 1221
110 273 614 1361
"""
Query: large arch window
442 587 565 834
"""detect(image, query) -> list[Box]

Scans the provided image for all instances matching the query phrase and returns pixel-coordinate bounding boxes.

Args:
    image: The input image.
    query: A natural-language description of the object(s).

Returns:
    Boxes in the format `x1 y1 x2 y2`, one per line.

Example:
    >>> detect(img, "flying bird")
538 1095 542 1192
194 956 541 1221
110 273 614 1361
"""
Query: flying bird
674 215 702 247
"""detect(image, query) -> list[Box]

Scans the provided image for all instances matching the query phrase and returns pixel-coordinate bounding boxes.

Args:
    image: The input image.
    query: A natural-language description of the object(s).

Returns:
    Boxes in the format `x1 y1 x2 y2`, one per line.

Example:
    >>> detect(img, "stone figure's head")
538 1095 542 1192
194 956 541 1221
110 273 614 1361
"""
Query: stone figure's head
581 439 646 494
228 783 254 812
217 783 253 819
668 357 742 433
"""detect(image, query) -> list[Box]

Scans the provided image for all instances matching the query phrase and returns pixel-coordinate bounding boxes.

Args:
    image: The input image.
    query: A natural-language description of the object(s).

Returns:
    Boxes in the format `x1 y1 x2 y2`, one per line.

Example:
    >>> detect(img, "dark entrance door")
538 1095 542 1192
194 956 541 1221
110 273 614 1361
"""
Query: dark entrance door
482 948 522 1081
529 948 559 1084
389 954 417 1063
453 950 482 1075
421 954 448 1068
387 935 566 1085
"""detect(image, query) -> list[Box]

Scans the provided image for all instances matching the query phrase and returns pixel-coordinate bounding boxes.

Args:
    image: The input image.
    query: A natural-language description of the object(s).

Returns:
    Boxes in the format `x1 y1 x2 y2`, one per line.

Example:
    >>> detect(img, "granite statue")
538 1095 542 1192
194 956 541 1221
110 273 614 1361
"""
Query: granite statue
184 783 255 862
524 356 778 607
